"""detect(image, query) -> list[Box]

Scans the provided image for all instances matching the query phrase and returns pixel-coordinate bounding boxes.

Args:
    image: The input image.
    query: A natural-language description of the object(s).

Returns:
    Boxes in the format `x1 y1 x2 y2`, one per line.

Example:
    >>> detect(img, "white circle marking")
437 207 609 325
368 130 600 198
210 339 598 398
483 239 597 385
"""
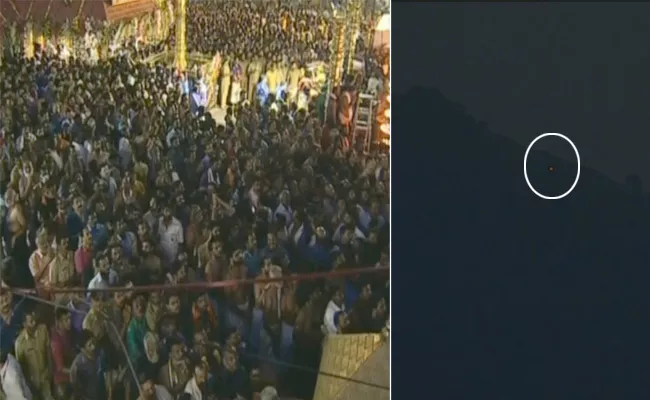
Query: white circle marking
523 133 581 200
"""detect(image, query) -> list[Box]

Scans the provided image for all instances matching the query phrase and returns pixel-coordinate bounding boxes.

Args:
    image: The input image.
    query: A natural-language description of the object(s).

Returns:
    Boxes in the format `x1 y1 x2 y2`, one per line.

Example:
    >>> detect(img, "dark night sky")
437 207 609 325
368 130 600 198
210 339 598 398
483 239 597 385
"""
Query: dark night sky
394 3 650 185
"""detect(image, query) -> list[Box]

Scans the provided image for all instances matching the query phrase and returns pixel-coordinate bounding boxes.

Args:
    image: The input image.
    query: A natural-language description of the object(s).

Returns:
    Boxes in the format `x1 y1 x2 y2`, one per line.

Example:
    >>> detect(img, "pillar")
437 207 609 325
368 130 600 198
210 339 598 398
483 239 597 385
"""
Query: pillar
155 9 163 41
206 53 222 108
175 0 187 73
62 22 72 57
24 22 34 59
323 14 347 121
36 23 46 53
332 15 347 87
345 0 362 75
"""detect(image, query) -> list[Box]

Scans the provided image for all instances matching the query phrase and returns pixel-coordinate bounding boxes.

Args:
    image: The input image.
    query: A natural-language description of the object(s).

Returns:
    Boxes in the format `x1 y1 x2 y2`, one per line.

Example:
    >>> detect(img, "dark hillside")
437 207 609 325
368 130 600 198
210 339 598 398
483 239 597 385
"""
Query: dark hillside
397 87 650 399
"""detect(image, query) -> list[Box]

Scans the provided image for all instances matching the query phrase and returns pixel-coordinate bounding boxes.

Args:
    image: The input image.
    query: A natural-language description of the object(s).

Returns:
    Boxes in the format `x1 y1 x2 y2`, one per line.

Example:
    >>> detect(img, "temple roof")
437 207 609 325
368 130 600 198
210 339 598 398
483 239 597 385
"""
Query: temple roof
0 0 155 26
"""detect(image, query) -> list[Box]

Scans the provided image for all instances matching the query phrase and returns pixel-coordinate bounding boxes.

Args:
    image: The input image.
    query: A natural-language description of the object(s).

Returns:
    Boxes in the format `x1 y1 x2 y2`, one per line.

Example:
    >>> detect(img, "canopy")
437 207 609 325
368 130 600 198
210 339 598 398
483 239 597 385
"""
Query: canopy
0 0 155 27
373 13 390 49
376 13 391 32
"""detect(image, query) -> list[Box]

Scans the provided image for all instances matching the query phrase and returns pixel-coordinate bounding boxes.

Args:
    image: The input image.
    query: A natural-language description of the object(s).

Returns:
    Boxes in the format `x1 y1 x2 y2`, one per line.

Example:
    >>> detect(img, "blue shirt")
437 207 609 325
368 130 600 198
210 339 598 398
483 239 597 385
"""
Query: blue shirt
308 242 333 271
67 212 85 241
243 249 263 277
120 231 137 259
261 245 289 267
0 300 24 354
89 223 109 251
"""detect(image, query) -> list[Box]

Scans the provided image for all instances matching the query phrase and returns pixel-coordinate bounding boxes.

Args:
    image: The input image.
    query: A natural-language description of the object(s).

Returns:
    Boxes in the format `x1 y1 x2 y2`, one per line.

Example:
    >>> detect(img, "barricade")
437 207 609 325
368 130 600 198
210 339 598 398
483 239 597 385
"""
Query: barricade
4 265 389 398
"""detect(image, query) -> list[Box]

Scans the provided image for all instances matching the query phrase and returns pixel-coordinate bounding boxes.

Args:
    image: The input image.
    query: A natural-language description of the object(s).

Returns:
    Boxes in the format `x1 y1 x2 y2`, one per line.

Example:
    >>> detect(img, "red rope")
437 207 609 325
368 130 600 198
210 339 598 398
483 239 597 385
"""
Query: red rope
8 266 389 295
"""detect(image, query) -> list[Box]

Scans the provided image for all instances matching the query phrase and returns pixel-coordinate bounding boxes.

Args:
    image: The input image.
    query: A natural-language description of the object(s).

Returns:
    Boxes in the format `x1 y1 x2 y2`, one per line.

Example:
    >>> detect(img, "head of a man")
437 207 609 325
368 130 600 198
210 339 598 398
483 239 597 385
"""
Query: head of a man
56 308 71 331
22 310 37 334
170 341 185 362
166 295 181 315
139 378 157 399
331 288 345 308
80 331 96 357
193 362 208 387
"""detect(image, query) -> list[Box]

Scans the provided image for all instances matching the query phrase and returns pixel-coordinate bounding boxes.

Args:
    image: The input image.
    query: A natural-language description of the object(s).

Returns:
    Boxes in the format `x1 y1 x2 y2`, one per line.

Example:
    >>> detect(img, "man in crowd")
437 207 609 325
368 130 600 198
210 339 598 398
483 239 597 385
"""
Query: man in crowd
15 309 54 400
50 308 74 398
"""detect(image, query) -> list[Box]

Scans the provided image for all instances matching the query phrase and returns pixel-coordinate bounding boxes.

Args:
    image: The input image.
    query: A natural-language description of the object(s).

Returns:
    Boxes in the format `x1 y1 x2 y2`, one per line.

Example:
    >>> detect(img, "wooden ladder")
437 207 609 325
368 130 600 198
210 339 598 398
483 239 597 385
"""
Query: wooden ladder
352 92 375 153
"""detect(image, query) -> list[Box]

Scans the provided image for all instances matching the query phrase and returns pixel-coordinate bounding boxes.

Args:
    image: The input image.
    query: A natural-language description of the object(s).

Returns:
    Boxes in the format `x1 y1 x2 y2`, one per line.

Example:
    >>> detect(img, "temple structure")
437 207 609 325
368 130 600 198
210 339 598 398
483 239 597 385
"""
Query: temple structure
0 0 158 60
0 0 156 27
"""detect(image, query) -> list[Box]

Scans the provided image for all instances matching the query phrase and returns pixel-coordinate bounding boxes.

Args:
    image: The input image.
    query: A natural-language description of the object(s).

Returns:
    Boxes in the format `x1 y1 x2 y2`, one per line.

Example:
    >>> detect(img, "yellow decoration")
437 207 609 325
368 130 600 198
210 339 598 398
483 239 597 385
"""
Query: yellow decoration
155 10 163 41
24 22 34 59
345 0 362 75
378 83 390 146
331 15 346 87
37 34 45 50
175 0 188 72
206 53 222 108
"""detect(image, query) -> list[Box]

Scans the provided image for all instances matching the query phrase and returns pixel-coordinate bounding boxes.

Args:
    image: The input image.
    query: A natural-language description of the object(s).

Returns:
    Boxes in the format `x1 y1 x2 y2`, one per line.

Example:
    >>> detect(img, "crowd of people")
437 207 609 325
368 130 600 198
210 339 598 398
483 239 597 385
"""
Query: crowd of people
0 1 390 399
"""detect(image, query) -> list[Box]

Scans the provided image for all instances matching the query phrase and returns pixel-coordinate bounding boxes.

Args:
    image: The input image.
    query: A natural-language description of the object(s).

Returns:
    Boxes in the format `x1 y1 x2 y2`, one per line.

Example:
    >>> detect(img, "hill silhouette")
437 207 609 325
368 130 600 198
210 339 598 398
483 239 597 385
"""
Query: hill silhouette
396 87 650 399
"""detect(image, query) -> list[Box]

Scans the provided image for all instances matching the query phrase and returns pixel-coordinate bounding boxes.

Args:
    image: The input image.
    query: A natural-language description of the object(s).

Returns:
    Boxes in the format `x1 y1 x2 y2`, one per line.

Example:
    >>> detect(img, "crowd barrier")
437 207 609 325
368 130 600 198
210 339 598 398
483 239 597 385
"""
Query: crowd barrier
11 266 388 295
3 266 389 397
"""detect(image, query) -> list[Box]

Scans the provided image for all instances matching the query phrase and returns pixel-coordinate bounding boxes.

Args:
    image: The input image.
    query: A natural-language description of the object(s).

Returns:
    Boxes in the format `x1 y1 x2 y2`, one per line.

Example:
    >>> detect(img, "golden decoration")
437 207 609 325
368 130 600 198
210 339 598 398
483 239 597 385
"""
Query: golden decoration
175 0 188 72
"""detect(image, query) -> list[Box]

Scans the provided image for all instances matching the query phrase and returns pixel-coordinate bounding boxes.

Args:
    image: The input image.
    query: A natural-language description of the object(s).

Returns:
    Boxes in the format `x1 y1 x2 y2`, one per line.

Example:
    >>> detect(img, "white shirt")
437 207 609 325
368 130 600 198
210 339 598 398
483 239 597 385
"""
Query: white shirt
0 354 32 399
367 77 383 95
87 270 118 295
28 250 53 284
323 300 344 335
274 203 293 227
158 217 184 265
184 377 203 400
151 384 174 400
118 137 132 165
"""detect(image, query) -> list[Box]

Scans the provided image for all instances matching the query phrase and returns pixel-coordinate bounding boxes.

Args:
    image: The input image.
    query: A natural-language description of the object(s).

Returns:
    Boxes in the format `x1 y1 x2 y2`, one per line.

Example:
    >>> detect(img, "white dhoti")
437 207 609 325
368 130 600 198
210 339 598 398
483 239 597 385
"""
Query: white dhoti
230 81 241 105
297 91 309 110
90 48 99 64
287 85 298 104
